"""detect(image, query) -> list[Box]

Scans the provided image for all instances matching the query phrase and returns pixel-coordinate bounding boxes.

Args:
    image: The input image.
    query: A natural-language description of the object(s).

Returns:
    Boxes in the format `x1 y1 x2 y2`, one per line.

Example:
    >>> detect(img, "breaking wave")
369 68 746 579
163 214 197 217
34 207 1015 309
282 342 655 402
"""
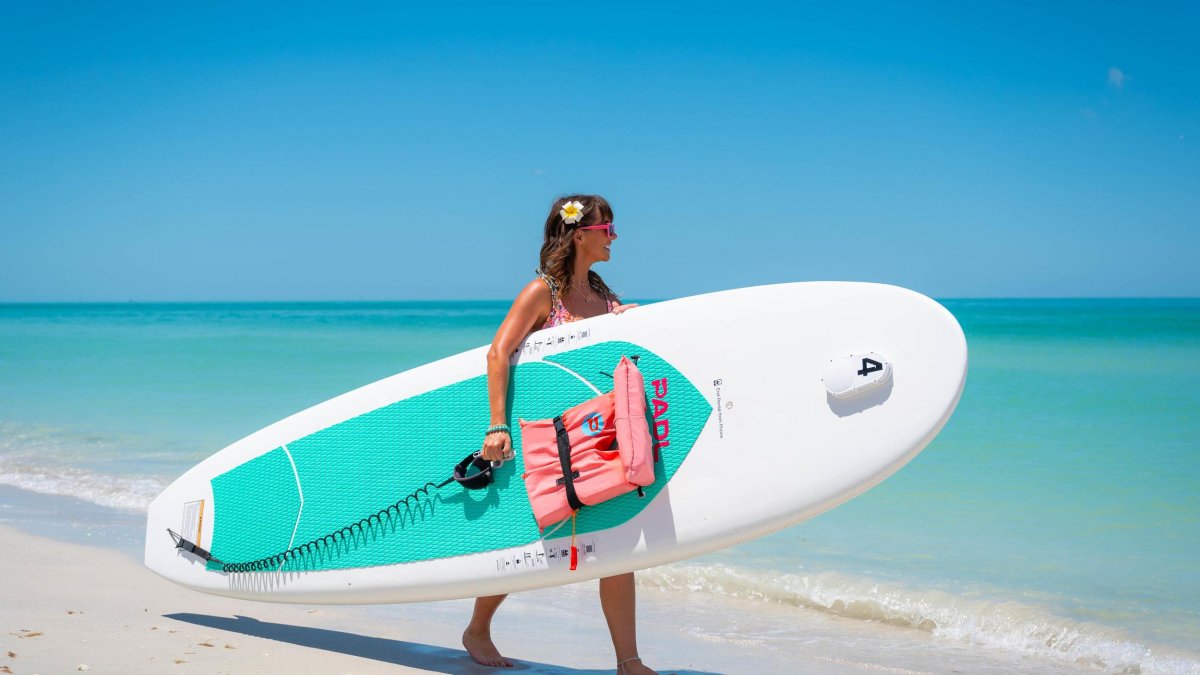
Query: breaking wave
641 563 1200 675
0 422 169 513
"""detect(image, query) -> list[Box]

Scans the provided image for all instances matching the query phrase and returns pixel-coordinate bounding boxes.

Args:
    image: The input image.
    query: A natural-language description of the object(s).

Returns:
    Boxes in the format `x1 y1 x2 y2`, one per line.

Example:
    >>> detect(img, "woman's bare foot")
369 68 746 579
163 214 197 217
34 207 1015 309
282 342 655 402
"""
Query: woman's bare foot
618 656 660 674
462 628 513 668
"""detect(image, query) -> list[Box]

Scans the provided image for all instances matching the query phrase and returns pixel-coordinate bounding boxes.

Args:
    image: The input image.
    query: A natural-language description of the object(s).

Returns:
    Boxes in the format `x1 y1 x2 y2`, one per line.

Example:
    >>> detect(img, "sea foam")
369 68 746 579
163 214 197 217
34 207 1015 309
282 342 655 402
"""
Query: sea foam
0 459 166 513
640 563 1200 675
0 422 169 513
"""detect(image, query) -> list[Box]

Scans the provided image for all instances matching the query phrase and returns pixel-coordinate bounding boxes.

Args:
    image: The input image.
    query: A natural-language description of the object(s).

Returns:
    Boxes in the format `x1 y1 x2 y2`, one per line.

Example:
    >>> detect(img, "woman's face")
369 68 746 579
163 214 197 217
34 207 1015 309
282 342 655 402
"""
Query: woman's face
576 220 617 263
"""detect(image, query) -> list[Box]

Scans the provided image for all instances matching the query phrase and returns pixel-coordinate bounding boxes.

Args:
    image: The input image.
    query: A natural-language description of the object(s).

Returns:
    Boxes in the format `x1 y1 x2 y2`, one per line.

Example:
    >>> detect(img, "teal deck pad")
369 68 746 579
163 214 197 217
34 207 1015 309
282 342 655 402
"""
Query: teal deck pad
208 447 302 568
207 341 712 572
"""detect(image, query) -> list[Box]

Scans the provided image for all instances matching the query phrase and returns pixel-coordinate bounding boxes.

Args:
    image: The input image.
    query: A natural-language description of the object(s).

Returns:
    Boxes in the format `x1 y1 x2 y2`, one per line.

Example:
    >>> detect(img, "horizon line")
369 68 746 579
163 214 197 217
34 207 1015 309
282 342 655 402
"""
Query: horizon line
3 296 1200 306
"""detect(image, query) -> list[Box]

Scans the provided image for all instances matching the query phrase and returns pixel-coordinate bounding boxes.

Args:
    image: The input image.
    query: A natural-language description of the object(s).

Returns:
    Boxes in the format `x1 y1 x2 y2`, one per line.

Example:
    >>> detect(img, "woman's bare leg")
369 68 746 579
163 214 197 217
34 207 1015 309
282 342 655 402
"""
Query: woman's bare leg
463 594 513 667
599 574 658 674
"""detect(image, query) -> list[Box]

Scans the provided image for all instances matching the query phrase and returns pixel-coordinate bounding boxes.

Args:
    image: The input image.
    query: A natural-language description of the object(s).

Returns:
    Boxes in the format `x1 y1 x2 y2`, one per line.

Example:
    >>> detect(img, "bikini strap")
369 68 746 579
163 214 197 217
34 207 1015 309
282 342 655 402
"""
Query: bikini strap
535 268 560 297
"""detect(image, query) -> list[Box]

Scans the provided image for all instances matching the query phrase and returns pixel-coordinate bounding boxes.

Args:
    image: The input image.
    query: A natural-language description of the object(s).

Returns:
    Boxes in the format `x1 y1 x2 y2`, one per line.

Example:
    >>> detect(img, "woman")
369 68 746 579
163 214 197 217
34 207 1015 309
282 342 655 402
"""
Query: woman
463 195 656 675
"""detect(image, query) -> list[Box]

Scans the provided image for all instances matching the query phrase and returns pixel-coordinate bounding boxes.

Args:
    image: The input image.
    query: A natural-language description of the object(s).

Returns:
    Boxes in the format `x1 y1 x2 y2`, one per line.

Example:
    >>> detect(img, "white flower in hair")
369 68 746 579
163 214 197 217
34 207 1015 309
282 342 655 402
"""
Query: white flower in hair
559 201 585 225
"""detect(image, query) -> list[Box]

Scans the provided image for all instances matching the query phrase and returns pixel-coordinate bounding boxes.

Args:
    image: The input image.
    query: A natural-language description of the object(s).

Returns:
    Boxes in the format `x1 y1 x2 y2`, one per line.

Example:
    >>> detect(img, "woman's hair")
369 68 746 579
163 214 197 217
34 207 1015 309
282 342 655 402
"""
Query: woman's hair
538 194 618 301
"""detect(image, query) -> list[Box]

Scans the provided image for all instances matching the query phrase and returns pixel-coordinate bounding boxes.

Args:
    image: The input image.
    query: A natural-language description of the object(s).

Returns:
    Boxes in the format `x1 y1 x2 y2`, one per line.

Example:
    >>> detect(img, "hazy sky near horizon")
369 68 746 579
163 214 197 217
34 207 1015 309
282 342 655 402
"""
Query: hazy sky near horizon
1 1 1197 301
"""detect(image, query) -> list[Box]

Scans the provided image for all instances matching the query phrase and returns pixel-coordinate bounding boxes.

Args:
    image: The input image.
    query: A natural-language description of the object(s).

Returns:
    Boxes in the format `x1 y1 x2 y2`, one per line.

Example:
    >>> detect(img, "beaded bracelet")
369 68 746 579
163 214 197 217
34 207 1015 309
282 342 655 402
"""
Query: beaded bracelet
485 424 510 436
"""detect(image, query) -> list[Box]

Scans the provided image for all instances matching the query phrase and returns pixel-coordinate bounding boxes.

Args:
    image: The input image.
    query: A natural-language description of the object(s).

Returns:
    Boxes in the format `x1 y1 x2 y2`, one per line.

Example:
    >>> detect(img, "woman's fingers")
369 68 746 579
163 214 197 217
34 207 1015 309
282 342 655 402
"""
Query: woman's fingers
612 303 640 315
481 432 512 462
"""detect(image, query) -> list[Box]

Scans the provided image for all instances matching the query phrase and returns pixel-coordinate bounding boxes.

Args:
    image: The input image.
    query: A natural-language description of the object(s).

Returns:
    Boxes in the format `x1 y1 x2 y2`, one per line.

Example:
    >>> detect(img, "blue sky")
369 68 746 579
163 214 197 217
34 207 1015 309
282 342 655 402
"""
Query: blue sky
1 1 1196 301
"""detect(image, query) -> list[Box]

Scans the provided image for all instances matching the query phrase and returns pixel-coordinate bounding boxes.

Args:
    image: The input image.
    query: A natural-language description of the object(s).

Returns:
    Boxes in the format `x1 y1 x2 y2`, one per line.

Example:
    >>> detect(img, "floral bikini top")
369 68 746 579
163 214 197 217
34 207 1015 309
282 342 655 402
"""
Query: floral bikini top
538 271 616 328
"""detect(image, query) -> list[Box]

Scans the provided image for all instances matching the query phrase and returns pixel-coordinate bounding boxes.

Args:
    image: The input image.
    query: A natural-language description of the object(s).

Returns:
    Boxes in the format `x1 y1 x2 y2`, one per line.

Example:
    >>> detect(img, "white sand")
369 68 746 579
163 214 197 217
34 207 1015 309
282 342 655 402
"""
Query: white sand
0 522 1089 675
0 524 768 674
0 525 454 674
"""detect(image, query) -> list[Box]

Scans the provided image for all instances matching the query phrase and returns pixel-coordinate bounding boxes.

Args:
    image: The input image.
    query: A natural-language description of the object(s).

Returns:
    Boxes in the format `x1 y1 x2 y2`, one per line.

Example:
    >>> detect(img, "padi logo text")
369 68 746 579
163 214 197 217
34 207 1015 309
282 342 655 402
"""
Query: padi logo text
652 378 669 452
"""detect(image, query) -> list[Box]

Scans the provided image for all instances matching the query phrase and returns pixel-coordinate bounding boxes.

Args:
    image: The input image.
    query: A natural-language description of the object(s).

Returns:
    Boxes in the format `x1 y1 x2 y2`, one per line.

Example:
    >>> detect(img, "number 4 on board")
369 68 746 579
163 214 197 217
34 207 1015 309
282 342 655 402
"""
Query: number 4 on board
857 358 883 377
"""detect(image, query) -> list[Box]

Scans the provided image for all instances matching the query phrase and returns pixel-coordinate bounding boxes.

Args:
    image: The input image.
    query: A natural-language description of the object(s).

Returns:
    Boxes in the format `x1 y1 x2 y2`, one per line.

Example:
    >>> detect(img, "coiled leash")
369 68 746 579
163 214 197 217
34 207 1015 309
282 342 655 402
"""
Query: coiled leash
166 452 505 573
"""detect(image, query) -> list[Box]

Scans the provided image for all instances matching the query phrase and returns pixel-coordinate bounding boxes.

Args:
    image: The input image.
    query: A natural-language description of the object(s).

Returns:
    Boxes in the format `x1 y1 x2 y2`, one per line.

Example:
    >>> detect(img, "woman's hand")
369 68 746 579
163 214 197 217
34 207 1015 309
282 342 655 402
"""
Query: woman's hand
481 430 513 463
612 302 640 315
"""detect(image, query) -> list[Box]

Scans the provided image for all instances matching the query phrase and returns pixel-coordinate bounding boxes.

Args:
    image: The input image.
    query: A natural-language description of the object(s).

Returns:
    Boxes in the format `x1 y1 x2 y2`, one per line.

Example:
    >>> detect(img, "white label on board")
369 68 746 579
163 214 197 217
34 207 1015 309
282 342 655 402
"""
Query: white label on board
494 543 548 574
493 537 599 574
181 500 205 547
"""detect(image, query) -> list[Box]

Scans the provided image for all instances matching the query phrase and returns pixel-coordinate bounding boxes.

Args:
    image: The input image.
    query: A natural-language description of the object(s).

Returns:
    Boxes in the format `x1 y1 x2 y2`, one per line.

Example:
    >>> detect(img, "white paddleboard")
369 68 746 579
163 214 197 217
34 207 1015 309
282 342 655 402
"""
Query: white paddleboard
144 282 967 604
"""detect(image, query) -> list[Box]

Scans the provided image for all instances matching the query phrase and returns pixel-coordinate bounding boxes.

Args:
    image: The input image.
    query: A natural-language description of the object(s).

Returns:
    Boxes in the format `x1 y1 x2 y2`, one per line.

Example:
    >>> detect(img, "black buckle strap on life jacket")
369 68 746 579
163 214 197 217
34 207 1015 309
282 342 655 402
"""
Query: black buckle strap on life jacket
451 452 496 490
553 416 583 512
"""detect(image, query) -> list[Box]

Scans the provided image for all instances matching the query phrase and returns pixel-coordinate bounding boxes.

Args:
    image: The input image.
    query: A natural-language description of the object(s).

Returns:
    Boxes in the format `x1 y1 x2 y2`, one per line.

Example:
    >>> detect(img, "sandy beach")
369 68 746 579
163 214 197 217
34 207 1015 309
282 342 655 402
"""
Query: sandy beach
1 524 458 674
0 523 818 675
1 519 1122 675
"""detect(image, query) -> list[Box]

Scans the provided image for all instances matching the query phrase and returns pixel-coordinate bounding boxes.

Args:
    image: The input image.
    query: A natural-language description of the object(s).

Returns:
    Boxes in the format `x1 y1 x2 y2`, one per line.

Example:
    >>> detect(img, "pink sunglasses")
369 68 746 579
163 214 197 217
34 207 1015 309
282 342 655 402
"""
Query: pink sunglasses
578 222 617 238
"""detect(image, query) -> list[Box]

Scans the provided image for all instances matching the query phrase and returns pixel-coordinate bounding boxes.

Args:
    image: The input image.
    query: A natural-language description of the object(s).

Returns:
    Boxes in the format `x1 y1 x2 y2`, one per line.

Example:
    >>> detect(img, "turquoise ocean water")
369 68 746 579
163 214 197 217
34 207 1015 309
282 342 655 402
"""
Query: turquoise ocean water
1 299 1197 673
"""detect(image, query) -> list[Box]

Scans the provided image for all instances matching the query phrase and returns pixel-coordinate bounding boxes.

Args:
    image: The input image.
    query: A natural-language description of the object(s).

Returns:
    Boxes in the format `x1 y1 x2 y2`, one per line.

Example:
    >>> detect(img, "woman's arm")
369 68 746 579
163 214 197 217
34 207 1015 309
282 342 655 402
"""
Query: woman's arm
480 280 552 462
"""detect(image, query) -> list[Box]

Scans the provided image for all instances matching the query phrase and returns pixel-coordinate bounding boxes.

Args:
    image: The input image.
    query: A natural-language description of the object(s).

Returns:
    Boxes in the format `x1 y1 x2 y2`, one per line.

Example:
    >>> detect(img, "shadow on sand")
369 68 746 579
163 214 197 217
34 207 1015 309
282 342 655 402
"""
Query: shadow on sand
166 613 724 675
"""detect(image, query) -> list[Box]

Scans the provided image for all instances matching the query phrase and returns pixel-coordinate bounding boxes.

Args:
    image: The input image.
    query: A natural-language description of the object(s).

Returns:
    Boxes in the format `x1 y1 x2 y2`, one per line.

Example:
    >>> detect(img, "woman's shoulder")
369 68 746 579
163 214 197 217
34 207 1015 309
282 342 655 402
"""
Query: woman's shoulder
516 277 554 305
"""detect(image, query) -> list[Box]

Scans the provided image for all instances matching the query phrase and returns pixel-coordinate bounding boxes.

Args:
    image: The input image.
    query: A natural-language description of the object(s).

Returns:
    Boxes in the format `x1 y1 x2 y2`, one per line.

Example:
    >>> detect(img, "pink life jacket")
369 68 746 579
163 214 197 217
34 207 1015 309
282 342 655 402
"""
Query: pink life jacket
520 356 655 531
